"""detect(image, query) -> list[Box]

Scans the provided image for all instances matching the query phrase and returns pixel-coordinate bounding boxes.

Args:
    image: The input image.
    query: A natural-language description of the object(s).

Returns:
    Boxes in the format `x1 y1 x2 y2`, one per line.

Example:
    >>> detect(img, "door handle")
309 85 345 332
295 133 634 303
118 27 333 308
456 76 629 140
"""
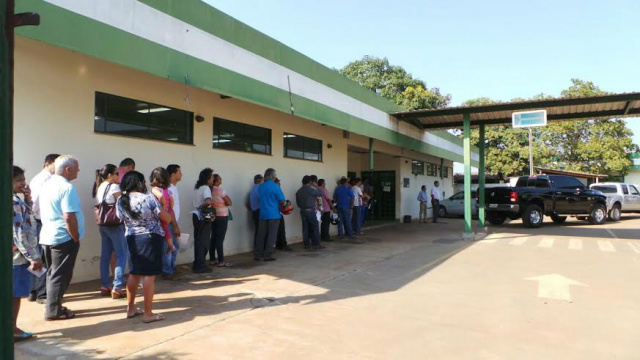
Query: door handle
556 192 562 195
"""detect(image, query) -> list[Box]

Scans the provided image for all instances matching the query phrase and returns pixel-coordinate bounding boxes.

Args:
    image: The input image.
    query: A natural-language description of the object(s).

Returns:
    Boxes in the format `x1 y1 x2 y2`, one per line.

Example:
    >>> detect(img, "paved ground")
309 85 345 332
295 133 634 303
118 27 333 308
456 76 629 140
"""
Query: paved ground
14 216 640 359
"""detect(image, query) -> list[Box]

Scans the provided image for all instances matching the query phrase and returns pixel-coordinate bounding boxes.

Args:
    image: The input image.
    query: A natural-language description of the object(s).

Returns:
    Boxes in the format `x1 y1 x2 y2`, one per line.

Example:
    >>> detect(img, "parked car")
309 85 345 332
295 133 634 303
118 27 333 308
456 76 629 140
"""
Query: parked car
485 175 607 228
588 182 640 221
439 190 478 217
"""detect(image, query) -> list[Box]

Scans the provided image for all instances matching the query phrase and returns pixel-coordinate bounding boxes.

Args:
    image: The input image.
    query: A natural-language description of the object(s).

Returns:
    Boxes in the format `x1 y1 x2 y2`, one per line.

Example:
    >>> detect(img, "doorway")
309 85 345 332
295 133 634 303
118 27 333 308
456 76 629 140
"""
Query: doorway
370 171 396 220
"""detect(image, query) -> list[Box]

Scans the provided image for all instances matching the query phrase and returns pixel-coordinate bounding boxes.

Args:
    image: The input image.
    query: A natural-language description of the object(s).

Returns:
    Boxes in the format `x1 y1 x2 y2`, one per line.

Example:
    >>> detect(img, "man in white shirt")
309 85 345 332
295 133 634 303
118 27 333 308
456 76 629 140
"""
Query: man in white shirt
28 153 59 303
351 178 364 235
163 164 182 278
431 181 442 223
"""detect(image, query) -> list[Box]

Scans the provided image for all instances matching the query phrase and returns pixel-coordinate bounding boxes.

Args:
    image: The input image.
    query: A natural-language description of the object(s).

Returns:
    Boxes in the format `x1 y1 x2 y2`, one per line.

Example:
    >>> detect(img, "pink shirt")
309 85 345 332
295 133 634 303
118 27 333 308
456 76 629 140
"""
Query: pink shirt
320 187 331 213
211 186 229 217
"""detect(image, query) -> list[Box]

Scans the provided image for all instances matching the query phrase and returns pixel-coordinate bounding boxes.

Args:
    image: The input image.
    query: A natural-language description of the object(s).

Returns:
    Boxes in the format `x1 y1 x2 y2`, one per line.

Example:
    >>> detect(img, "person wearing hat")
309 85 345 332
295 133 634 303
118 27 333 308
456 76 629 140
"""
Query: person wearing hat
295 175 324 250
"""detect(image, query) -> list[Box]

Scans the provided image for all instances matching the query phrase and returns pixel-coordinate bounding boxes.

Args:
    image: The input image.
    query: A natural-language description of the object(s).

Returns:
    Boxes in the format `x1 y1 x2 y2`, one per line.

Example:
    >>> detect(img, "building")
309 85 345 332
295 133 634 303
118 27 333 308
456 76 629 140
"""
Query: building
14 0 476 282
624 153 640 185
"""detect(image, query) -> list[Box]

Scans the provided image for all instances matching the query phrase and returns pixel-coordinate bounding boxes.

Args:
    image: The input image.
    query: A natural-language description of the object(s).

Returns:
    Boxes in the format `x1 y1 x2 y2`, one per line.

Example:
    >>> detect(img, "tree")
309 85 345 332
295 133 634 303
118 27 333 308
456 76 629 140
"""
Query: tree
339 56 450 110
463 79 638 177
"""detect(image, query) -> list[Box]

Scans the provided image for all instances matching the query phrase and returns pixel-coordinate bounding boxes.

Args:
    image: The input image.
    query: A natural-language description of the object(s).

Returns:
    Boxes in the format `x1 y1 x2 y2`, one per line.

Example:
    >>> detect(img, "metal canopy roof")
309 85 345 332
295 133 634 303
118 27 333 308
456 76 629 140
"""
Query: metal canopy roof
392 92 640 130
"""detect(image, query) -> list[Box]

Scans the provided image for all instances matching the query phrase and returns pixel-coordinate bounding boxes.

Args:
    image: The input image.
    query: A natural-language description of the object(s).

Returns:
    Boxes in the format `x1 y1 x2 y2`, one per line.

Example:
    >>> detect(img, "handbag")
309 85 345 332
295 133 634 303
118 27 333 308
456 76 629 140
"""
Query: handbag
94 184 122 226
228 209 233 221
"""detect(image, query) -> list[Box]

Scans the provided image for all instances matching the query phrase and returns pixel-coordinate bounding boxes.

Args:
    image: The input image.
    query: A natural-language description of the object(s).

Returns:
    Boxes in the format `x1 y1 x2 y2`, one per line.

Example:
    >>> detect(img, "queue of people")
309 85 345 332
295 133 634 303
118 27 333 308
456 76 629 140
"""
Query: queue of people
11 155 372 341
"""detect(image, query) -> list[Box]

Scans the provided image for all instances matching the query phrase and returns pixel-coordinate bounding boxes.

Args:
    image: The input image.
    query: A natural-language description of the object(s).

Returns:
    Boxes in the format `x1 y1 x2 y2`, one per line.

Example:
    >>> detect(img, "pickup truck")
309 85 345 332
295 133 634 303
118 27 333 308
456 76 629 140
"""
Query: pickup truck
485 175 607 228
589 182 640 221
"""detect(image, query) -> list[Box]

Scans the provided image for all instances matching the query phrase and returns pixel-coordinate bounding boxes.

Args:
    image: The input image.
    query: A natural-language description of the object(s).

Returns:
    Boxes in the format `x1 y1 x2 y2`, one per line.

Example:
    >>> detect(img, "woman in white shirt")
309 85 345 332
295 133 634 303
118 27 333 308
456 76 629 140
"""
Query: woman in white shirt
93 164 128 299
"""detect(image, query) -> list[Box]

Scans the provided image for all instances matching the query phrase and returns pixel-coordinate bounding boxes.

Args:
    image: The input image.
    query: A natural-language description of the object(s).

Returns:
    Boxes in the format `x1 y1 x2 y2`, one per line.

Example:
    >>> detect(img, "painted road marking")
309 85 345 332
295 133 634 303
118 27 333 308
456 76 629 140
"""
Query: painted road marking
597 240 616 252
525 273 587 302
628 242 640 254
509 237 528 246
568 238 583 250
538 237 555 248
606 229 619 239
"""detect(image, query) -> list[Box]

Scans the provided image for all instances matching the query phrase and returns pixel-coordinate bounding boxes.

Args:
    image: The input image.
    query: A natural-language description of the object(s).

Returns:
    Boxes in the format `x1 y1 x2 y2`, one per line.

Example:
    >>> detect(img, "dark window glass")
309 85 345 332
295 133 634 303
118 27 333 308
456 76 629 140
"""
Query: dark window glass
630 185 640 195
551 176 584 189
452 192 464 200
94 92 193 144
213 118 271 155
622 185 629 195
411 161 424 175
516 177 529 187
592 185 617 194
426 163 437 177
443 166 449 178
536 178 550 188
284 133 322 162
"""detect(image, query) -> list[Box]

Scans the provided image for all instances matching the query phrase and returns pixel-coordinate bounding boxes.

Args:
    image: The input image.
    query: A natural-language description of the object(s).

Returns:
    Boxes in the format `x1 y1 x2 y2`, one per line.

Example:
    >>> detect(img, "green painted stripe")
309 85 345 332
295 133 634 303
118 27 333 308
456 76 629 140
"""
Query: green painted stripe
16 0 476 164
138 0 404 114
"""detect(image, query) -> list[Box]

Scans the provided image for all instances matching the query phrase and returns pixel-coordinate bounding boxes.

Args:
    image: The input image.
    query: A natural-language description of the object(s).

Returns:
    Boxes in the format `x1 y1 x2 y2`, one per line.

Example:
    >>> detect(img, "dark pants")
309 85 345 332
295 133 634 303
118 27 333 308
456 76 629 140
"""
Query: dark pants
337 206 354 238
43 240 79 319
300 210 321 247
255 219 279 259
432 199 440 223
321 212 331 241
252 210 261 243
192 214 212 271
352 206 362 234
276 216 288 249
209 216 229 263
32 220 47 300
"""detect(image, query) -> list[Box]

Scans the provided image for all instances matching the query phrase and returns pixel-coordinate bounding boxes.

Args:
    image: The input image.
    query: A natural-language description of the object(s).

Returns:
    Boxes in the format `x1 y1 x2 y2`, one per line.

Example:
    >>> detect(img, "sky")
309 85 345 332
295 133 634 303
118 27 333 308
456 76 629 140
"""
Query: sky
204 0 640 158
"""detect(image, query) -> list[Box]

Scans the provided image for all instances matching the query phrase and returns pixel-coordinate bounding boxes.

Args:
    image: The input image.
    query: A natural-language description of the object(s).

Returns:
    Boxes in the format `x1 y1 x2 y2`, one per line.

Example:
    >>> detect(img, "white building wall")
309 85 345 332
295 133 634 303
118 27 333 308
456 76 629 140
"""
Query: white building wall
625 171 640 187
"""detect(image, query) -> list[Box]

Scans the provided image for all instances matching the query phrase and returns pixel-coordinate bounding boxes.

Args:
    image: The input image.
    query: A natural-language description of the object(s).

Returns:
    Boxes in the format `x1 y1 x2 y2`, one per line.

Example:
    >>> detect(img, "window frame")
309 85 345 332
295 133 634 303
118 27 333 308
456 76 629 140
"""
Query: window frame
213 117 272 155
411 160 424 175
283 132 323 162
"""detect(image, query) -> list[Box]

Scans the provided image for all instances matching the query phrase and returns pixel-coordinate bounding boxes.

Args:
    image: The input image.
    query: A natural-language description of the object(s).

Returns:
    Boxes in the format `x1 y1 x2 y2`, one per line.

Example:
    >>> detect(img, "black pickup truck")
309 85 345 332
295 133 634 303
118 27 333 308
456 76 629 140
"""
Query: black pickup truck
485 175 607 228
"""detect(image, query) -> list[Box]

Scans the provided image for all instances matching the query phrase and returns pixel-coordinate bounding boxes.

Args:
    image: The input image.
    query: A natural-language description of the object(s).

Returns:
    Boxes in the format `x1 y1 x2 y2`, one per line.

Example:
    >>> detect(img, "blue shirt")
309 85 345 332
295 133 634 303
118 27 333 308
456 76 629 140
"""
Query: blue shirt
333 185 355 208
249 184 261 211
39 175 85 245
417 191 429 203
258 180 285 220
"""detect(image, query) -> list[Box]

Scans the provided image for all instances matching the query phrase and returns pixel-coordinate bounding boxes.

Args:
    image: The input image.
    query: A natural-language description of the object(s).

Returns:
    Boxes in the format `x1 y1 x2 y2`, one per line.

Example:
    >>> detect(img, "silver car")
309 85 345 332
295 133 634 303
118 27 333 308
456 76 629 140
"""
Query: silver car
439 190 478 217
589 182 640 221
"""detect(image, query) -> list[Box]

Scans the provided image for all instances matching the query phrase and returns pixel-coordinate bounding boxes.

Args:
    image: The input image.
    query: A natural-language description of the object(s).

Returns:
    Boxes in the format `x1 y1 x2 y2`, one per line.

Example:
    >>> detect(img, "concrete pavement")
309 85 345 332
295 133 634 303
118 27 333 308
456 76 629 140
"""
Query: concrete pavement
14 217 640 359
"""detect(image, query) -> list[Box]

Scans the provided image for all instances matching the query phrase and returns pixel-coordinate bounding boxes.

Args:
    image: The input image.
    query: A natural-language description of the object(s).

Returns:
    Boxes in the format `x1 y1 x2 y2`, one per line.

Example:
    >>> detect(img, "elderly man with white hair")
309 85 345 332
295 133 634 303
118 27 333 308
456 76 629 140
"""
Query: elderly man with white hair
39 155 84 321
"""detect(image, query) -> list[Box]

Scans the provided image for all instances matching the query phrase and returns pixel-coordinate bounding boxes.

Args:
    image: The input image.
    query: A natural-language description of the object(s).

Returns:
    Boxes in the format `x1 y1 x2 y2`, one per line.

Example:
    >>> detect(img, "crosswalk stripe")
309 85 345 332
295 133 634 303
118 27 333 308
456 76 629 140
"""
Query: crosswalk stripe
628 242 640 254
568 238 583 250
538 238 555 248
597 240 616 252
509 237 528 246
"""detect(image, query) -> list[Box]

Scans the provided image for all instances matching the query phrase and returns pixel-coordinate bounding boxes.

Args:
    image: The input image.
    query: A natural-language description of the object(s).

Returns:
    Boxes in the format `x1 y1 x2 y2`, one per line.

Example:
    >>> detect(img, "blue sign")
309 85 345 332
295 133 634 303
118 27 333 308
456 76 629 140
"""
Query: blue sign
512 110 547 128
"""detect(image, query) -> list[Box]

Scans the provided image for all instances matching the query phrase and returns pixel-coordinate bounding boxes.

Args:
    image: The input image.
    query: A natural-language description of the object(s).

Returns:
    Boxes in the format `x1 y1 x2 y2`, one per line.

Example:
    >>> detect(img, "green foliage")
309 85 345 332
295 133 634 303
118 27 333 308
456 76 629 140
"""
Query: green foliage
339 56 450 110
464 79 638 177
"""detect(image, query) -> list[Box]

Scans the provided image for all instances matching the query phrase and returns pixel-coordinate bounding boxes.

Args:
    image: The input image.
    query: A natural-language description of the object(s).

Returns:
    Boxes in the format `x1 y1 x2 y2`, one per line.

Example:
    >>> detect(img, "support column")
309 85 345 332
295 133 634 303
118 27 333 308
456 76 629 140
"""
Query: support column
463 113 473 238
368 138 374 172
478 124 486 230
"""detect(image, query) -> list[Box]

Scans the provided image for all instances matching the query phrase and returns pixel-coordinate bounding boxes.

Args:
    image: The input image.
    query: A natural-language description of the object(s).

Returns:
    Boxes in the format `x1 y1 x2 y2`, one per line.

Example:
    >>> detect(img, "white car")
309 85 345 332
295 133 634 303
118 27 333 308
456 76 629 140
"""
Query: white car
439 190 478 217
589 182 640 221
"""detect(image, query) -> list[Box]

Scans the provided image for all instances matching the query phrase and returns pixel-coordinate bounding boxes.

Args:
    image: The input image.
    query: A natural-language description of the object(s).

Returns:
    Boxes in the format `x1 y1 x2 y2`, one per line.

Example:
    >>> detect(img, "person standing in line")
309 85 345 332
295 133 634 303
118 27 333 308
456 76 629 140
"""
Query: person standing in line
163 164 182 279
255 168 285 262
275 178 293 251
39 155 84 321
192 168 215 273
150 167 174 251
296 175 324 250
249 174 263 246
210 174 232 267
117 158 136 184
93 164 127 299
12 166 43 341
360 178 373 229
318 179 335 242
431 181 442 223
333 177 356 240
28 153 59 304
117 171 173 324
417 185 429 223
351 178 364 236
308 175 323 241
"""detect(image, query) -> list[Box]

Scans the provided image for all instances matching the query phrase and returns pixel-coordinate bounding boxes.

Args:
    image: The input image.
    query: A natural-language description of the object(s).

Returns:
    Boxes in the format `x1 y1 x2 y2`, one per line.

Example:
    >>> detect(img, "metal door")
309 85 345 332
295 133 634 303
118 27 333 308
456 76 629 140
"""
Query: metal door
371 171 396 220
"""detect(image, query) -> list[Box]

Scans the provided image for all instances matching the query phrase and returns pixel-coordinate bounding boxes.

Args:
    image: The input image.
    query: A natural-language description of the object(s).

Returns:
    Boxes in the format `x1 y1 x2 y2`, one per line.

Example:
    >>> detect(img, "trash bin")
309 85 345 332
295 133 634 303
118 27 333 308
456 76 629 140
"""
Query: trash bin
403 215 412 223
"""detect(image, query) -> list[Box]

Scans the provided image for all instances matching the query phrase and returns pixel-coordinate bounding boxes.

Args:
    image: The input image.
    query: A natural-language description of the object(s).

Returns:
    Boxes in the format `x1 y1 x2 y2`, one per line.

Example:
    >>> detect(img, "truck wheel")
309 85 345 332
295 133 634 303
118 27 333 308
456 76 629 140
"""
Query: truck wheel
522 205 544 228
608 204 621 222
588 203 607 225
550 214 567 224
487 213 507 225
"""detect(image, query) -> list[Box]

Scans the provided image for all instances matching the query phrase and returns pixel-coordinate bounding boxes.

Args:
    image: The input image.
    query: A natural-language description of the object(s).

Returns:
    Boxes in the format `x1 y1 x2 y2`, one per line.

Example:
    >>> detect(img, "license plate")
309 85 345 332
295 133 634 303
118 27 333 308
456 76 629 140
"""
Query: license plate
489 204 498 208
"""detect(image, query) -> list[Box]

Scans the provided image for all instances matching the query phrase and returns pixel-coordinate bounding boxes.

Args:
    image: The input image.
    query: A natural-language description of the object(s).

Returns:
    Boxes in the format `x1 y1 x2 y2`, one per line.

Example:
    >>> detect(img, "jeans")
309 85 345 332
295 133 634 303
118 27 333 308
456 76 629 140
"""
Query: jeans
43 239 79 319
337 206 354 238
255 219 279 259
32 220 47 300
162 224 180 275
210 216 229 263
300 210 321 246
99 225 128 290
352 206 362 234
320 212 331 241
360 206 368 229
192 214 212 272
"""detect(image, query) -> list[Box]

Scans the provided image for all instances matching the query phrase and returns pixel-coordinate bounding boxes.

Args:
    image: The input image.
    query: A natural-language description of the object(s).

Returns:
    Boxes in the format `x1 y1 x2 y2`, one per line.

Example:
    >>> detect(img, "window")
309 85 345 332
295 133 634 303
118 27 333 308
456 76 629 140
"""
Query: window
551 176 584 189
411 161 424 175
535 178 550 188
622 185 629 195
94 92 193 144
592 185 617 194
443 166 449 178
631 186 640 195
426 163 437 176
283 133 322 161
213 118 271 155
451 192 464 200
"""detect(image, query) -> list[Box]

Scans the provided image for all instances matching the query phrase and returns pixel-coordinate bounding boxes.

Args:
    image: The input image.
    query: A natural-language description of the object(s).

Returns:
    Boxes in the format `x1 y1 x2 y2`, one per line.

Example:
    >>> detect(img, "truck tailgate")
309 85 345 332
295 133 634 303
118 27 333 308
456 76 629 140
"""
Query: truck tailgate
486 187 514 206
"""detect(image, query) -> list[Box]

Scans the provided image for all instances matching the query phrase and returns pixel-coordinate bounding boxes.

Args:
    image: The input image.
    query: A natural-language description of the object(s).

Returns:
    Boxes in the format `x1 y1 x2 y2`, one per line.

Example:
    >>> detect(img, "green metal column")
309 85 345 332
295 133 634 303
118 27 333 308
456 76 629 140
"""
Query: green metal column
368 138 374 171
463 113 472 234
478 124 486 229
1 1 14 357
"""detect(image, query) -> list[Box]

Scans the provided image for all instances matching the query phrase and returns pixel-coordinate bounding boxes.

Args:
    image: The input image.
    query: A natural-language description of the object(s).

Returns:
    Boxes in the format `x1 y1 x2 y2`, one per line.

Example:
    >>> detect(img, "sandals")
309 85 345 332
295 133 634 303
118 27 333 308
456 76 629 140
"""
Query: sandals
217 262 232 267
126 308 144 319
46 309 75 321
100 287 112 297
142 313 165 324
112 289 126 299
13 331 33 342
